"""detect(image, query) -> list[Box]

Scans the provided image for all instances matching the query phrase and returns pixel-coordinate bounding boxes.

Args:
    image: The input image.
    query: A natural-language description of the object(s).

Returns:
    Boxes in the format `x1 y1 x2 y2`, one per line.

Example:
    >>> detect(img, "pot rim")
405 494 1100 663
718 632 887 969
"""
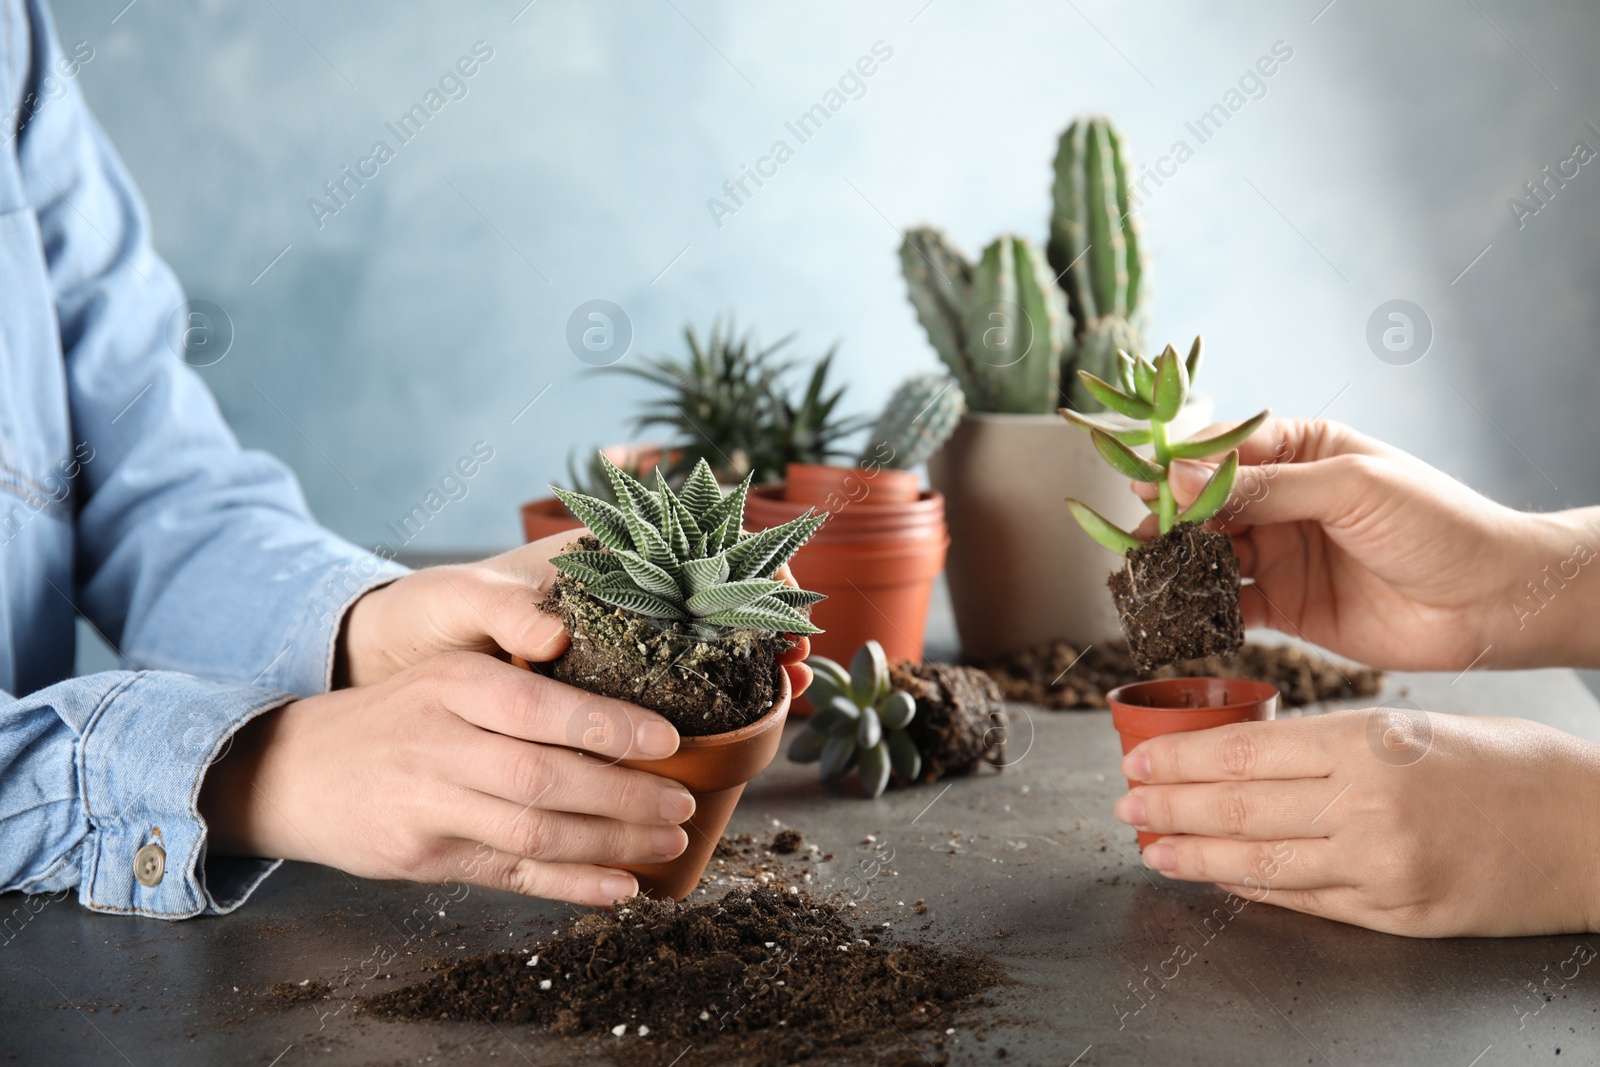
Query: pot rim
748 484 946 512
1106 676 1279 714
674 663 793 749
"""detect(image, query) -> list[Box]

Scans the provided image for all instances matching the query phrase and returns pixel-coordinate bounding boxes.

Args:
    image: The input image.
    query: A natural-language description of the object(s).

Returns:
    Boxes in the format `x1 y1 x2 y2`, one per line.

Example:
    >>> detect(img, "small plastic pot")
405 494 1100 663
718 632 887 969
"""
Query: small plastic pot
782 462 921 507
520 497 582 543
511 655 791 901
1107 677 1278 849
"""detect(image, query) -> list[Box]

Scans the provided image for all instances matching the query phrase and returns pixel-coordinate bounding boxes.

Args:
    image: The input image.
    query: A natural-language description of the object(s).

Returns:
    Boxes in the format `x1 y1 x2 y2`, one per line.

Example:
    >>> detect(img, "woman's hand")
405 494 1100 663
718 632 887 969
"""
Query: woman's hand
200 652 698 906
1113 710 1600 937
1139 418 1599 671
339 530 814 694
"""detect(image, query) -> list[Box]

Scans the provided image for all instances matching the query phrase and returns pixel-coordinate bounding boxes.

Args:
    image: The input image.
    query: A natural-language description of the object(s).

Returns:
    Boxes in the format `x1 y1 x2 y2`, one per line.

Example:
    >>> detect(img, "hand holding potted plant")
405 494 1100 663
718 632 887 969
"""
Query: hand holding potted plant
527 453 826 898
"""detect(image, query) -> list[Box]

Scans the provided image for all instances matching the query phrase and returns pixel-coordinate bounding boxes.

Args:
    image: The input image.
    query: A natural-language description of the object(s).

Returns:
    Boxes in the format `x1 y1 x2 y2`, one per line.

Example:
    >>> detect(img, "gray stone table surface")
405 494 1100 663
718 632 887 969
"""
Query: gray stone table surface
4 660 1600 1066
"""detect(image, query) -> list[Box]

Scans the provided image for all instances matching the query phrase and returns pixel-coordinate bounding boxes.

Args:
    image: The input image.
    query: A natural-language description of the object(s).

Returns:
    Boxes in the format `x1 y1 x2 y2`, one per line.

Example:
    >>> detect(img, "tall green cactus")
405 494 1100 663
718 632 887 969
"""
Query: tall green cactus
1048 116 1147 412
899 230 1067 414
859 374 965 470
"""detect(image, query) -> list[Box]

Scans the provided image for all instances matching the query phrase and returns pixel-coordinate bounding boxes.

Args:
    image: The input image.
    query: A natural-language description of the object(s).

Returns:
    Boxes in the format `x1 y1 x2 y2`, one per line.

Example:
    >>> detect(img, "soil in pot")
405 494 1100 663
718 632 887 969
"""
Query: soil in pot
888 661 1007 783
538 538 789 737
1108 523 1244 672
358 887 1005 1067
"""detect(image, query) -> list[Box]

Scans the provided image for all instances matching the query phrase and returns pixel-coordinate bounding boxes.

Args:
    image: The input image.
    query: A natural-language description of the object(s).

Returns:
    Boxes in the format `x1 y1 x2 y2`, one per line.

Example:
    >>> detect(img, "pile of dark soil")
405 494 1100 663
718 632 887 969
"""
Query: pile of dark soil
538 538 790 736
359 888 1002 1066
1108 524 1245 670
976 638 1384 711
889 661 1008 782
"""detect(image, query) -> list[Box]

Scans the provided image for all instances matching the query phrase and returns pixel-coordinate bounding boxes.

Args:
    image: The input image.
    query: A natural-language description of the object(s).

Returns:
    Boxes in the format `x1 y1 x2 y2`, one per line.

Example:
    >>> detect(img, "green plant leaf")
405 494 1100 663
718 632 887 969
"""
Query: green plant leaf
887 728 921 782
599 452 664 528
857 740 891 798
788 727 827 763
857 704 883 750
680 552 730 595
877 689 916 730
615 550 681 598
549 487 632 552
1185 334 1203 383
1152 343 1188 422
770 587 827 609
820 733 857 779
850 641 889 704
1076 371 1154 420
1091 429 1164 483
685 578 783 616
678 458 723 522
1065 498 1141 554
726 511 826 581
622 505 675 569
699 600 822 634
697 471 753 544
553 549 624 574
1176 449 1240 525
808 655 852 695
1059 407 1152 447
1116 349 1137 394
585 585 688 620
812 697 859 737
1168 410 1270 459
1132 356 1156 404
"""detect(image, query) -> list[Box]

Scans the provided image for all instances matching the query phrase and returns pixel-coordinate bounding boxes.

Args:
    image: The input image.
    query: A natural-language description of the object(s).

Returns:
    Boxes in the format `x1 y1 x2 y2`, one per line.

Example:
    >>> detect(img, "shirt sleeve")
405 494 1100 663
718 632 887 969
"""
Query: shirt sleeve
0 671 294 917
13 0 407 698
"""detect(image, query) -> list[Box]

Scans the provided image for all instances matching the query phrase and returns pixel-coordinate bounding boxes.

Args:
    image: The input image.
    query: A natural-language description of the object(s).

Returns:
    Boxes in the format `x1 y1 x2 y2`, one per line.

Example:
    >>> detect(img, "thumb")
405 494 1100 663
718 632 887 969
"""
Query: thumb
1168 455 1361 528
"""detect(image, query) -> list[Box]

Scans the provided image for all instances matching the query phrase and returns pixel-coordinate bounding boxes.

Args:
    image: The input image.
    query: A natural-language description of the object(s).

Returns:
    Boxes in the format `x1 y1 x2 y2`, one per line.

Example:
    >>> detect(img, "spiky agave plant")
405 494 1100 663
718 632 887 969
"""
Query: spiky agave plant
787 641 919 798
1060 336 1268 550
549 453 825 637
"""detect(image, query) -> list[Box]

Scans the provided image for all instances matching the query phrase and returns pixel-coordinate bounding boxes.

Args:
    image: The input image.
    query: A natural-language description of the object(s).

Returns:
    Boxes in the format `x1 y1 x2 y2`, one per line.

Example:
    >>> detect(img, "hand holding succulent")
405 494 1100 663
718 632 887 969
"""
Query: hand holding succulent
1060 335 1268 551
787 641 920 798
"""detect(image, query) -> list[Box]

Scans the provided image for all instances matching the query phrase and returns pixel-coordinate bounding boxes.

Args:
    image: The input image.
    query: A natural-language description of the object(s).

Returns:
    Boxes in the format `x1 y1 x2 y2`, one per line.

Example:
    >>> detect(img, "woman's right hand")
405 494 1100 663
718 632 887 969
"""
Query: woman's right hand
1140 418 1593 672
199 652 696 906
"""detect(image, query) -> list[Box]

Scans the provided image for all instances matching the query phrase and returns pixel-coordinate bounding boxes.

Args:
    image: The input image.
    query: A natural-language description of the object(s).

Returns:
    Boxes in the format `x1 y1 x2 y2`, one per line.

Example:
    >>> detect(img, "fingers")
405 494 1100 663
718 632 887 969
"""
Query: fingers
1164 452 1380 529
1123 718 1337 785
454 792 688 869
1116 780 1341 841
785 660 814 700
1142 835 1335 890
425 562 570 663
449 841 642 905
422 652 680 762
450 734 695 825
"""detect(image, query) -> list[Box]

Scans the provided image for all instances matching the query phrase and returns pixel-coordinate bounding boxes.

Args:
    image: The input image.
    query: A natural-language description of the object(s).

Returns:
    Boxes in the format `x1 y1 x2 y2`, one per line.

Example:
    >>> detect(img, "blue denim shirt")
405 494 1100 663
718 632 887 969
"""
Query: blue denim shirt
0 0 406 917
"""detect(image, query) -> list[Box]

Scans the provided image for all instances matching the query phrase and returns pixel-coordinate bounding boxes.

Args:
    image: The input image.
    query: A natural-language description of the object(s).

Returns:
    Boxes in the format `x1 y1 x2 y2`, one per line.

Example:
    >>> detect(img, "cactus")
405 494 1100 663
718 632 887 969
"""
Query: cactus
900 230 1068 414
550 453 826 636
787 641 919 798
1048 116 1148 412
858 374 965 470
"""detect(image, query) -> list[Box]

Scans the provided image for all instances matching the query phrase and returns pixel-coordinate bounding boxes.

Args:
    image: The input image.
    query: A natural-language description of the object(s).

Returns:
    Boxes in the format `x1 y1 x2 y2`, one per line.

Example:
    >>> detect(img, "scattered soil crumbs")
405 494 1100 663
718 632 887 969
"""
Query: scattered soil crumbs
1108 524 1244 670
889 661 1007 782
263 980 329 1009
705 832 815 892
359 888 1002 1066
771 829 804 855
537 536 792 736
977 639 1384 710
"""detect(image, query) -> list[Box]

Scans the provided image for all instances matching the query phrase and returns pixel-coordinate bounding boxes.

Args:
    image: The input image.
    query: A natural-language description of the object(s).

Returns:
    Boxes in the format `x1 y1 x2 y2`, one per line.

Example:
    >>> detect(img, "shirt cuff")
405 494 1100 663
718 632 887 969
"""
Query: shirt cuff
272 549 409 697
75 671 294 918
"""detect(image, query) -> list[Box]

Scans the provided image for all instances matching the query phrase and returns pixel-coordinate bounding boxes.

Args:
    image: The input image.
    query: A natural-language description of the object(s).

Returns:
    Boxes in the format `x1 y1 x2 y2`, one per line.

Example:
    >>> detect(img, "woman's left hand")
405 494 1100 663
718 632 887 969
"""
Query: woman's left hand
338 530 812 696
1114 709 1600 937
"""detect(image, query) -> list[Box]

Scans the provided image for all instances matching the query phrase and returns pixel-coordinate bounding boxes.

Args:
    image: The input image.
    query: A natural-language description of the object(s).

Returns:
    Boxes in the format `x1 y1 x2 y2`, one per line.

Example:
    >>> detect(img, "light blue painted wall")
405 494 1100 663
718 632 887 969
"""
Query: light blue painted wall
50 0 1600 554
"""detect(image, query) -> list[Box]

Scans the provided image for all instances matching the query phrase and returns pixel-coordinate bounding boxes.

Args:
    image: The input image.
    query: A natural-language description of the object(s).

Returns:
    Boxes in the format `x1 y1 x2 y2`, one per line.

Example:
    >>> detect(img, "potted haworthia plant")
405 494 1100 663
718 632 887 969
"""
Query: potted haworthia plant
787 640 1006 797
531 453 826 898
745 375 964 667
519 444 671 544
901 115 1211 659
1061 336 1268 671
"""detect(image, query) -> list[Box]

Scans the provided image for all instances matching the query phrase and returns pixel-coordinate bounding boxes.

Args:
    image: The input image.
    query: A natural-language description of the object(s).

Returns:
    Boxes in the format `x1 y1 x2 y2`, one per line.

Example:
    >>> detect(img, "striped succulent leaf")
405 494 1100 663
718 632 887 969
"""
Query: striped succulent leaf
549 451 825 636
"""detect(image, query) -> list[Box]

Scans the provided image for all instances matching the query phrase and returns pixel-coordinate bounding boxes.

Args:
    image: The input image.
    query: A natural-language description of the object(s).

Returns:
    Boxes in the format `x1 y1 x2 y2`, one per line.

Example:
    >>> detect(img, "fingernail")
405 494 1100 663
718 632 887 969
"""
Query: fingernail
652 826 687 859
600 874 637 902
1122 751 1152 782
1114 794 1145 827
635 720 679 759
526 619 566 658
659 788 695 823
1143 843 1176 872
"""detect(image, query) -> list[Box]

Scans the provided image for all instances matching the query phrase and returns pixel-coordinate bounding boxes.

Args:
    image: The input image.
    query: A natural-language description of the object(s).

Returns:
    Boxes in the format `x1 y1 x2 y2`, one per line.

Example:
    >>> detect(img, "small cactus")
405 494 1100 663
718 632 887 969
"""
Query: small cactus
1048 116 1148 411
787 641 920 798
899 230 1068 415
858 374 965 470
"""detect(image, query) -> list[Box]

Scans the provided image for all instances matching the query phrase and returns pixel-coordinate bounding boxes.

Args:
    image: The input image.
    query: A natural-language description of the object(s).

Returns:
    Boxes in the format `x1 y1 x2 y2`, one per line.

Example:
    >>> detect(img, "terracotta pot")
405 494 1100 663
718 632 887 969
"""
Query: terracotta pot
520 497 582 543
743 486 948 669
926 399 1212 658
1107 677 1278 849
782 462 921 507
617 667 792 899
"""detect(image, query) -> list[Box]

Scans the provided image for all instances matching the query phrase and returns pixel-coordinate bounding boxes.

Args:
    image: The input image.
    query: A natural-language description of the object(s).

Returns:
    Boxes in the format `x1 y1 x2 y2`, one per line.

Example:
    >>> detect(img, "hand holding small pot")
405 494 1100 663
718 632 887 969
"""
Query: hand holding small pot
1113 708 1600 937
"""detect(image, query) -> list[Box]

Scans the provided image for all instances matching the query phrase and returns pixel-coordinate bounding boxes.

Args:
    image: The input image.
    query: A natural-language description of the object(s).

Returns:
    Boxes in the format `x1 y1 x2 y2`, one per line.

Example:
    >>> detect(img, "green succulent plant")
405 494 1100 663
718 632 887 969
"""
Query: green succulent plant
858 374 965 470
562 447 664 506
609 319 866 485
787 641 920 798
1060 336 1269 551
550 452 826 636
1049 115 1149 412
